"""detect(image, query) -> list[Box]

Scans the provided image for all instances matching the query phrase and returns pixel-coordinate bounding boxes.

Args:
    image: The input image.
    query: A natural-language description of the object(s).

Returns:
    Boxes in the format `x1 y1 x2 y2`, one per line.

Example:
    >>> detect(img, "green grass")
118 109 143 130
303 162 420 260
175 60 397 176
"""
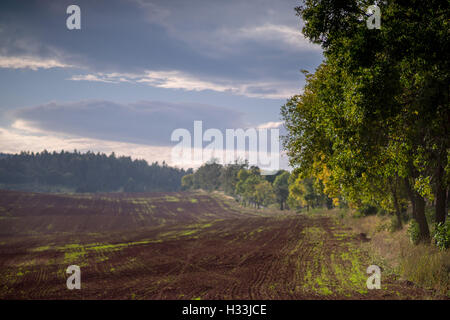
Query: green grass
30 245 52 252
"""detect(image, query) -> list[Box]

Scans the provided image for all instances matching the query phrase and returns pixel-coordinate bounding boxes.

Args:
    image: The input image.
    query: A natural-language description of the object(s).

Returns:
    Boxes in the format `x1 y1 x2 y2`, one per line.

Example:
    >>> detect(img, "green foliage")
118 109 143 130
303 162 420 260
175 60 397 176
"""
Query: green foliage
235 169 268 207
187 161 280 209
192 160 223 191
433 221 450 251
219 160 248 195
414 176 434 200
181 174 194 190
254 180 276 208
188 160 248 195
273 171 290 210
287 170 332 211
283 0 449 241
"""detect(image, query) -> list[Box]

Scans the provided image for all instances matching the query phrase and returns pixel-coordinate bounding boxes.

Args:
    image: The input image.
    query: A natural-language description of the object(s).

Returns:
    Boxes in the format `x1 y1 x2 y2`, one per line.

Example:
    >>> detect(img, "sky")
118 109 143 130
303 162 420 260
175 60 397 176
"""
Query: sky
0 0 323 170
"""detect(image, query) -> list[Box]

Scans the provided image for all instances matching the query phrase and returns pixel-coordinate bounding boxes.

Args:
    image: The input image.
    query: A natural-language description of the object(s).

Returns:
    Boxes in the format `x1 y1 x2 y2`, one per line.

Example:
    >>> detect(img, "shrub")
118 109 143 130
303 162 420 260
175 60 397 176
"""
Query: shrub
407 219 421 245
433 220 450 251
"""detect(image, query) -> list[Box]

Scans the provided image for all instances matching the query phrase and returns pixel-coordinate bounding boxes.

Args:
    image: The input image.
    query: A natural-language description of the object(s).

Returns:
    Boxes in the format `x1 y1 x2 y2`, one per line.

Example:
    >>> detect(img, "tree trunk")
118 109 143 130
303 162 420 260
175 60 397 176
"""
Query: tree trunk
447 188 450 217
435 162 447 224
390 177 403 230
280 201 284 211
406 178 430 242
404 178 417 220
392 188 403 229
415 194 430 242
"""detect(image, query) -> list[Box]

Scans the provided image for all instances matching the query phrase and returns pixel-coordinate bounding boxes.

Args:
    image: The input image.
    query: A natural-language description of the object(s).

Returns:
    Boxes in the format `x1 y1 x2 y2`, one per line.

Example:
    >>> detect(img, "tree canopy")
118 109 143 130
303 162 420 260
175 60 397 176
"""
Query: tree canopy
282 0 449 241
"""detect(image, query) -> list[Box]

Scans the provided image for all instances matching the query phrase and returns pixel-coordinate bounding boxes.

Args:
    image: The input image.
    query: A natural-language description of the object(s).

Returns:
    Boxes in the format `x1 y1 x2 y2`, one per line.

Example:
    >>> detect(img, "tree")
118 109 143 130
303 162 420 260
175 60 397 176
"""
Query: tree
288 171 308 210
181 174 194 190
193 160 223 191
273 171 290 210
287 171 328 211
285 0 449 242
220 160 248 195
254 180 276 208
235 168 266 207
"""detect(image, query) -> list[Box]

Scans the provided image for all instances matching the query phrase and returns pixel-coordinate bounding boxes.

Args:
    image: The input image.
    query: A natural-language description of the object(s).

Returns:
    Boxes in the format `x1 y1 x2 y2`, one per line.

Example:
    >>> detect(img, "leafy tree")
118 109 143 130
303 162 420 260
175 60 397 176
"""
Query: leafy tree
284 0 449 242
273 171 290 210
235 167 278 208
254 180 276 208
287 171 329 211
237 172 262 207
264 170 285 184
181 174 194 190
288 171 308 210
235 168 251 204
192 160 223 191
220 160 248 195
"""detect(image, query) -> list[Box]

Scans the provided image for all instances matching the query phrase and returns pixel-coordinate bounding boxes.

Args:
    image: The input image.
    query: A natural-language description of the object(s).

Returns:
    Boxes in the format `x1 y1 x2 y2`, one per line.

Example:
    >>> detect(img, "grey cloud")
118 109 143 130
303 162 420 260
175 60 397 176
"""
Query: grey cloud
245 86 278 95
0 0 322 94
13 100 246 146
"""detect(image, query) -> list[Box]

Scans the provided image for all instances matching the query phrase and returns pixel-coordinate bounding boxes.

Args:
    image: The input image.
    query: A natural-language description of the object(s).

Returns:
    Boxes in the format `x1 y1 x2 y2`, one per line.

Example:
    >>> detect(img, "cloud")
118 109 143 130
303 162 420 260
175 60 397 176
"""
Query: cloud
0 124 174 166
11 100 247 146
256 120 287 140
0 123 291 171
257 121 284 129
0 0 322 98
136 71 237 93
0 55 72 70
2 99 291 171
0 0 309 171
68 70 301 99
69 74 118 83
134 0 321 57
235 24 320 52
68 70 237 92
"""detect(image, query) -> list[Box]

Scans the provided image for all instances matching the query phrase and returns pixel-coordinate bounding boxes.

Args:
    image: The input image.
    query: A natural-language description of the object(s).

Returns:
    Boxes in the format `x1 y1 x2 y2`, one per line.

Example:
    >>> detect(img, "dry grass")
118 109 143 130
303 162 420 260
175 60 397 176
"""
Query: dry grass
338 211 450 297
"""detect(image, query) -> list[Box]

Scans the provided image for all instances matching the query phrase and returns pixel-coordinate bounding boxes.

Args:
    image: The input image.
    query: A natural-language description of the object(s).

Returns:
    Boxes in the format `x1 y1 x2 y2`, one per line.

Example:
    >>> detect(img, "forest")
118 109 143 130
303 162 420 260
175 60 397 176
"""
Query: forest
0 150 190 193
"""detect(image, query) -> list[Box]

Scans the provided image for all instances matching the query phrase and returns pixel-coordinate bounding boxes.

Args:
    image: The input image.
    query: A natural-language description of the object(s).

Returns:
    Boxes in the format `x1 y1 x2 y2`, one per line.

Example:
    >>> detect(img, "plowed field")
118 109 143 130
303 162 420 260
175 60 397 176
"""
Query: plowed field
0 190 437 299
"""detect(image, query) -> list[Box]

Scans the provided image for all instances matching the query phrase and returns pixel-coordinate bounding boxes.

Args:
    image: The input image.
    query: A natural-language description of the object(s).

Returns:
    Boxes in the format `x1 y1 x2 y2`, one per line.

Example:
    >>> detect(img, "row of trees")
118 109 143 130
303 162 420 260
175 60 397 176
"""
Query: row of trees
281 0 449 242
0 150 191 192
181 160 331 210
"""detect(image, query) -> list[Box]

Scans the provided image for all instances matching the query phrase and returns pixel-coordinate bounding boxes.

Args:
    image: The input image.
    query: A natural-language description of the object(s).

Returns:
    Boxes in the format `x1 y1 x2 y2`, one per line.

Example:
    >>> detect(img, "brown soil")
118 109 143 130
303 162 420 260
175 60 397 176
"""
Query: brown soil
0 190 443 299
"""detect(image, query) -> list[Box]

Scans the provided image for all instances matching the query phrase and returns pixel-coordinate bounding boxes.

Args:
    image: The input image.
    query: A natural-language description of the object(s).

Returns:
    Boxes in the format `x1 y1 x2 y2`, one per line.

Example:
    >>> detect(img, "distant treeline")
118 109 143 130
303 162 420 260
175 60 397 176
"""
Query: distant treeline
0 150 191 193
182 160 333 211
